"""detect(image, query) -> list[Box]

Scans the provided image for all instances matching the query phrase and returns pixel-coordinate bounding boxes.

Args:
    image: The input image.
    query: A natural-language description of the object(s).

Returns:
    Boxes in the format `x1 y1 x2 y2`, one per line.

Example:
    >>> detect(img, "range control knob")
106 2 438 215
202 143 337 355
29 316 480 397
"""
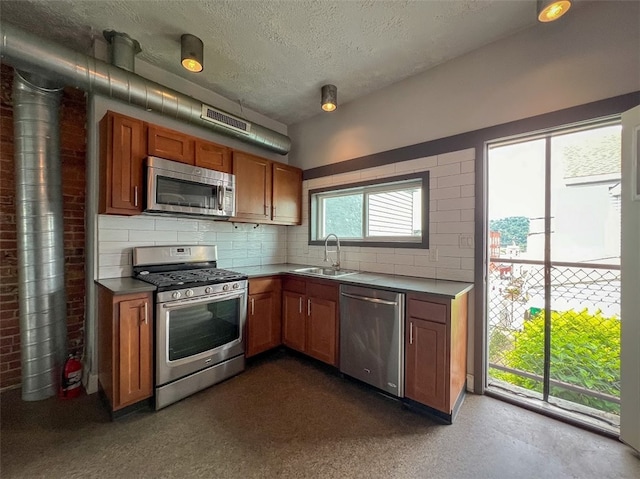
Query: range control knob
232 283 239 289
223 284 230 291
172 291 182 300
185 289 194 297
204 286 213 294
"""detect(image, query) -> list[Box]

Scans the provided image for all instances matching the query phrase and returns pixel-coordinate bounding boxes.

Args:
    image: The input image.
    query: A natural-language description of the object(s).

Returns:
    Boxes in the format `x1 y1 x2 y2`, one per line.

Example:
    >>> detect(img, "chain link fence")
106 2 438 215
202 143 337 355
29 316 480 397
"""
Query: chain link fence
487 260 621 416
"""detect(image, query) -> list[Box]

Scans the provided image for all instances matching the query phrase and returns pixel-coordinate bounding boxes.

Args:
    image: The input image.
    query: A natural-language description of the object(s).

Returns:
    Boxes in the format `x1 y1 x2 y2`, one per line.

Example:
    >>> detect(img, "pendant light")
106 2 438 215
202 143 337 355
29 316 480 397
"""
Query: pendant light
321 84 337 112
181 34 204 72
537 0 572 22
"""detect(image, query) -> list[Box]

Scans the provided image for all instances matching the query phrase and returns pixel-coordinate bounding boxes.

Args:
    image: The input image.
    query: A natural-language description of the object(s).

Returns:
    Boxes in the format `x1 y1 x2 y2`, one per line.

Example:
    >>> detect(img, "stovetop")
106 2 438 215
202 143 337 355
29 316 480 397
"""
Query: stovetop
135 267 248 292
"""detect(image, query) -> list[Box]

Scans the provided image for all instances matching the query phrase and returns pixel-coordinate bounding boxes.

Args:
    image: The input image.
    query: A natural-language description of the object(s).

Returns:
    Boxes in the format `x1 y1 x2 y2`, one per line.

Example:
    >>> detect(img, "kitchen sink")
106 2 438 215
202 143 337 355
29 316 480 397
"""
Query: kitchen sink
293 267 359 277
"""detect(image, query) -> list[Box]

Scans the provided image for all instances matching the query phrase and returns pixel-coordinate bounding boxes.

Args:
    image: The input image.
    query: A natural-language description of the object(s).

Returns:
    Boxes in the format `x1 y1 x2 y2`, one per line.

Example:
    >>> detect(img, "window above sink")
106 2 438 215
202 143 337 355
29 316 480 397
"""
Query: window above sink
308 172 429 249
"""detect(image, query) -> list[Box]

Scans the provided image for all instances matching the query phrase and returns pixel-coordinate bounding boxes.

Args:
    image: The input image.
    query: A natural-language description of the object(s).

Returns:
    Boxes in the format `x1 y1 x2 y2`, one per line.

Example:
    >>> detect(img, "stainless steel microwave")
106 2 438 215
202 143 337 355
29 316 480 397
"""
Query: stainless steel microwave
145 156 235 218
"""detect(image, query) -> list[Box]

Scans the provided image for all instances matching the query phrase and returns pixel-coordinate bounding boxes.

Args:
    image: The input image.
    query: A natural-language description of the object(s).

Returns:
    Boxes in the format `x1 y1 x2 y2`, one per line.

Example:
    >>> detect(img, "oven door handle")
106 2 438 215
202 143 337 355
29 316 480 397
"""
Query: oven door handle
161 290 246 310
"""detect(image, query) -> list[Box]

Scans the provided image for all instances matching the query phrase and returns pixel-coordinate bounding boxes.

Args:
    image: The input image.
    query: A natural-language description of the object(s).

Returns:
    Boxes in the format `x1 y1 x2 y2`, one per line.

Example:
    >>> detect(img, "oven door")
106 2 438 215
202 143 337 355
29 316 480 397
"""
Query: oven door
156 288 246 386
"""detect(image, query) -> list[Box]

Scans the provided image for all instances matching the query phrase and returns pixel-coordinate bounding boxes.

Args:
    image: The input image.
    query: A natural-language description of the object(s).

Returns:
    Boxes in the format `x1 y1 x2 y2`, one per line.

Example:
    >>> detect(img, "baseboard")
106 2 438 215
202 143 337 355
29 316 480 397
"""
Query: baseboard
466 374 475 393
83 371 99 394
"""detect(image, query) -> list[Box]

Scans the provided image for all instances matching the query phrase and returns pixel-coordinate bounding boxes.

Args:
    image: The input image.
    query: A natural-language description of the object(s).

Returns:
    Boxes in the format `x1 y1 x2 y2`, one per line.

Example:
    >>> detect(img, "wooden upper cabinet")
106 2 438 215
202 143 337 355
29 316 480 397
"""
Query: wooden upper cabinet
272 163 302 225
195 140 232 173
232 151 272 221
99 111 145 215
98 111 301 223
147 124 194 164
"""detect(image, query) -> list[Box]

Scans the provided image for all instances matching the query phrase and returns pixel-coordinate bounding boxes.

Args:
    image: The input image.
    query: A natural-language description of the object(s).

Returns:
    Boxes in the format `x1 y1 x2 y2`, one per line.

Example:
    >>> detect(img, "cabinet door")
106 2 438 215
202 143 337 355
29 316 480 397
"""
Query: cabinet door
247 291 282 357
232 151 272 221
99 112 145 214
195 140 231 173
117 296 152 408
282 291 306 352
307 297 338 366
272 163 302 224
147 125 194 164
405 318 448 412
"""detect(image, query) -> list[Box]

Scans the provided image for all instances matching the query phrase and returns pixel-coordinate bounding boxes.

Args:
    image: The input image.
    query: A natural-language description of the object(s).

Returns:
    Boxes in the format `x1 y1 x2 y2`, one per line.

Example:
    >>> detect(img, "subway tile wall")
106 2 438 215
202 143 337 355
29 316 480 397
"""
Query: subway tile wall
287 148 475 282
97 216 287 279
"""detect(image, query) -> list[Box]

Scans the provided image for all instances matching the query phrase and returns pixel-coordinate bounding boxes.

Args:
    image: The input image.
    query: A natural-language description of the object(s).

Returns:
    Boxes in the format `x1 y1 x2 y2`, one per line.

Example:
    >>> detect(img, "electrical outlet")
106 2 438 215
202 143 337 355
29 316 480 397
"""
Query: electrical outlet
429 248 438 262
459 234 474 249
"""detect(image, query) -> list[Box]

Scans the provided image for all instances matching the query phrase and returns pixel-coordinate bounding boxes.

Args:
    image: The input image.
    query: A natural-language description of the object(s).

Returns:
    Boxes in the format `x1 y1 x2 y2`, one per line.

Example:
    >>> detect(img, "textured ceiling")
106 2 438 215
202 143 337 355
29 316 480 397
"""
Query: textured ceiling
0 1 538 125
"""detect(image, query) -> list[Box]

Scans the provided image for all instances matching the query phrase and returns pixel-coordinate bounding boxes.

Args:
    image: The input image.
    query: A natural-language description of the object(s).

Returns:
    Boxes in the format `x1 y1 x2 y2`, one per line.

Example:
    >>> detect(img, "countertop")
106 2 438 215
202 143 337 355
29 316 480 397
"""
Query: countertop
96 264 473 299
95 277 157 294
235 264 473 299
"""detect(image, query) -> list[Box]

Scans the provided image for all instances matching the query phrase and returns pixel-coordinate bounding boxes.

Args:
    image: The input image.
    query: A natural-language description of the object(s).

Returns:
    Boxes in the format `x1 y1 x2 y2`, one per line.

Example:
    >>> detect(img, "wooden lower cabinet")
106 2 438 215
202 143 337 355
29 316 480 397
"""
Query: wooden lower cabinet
406 319 448 412
98 287 153 412
405 292 468 417
283 290 306 352
282 277 338 366
307 297 337 365
246 277 282 357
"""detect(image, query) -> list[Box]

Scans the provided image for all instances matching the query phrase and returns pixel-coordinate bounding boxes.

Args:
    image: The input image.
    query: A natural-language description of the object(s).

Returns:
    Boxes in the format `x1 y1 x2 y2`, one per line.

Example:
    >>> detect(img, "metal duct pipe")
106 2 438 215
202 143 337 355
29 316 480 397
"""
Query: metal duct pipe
13 70 68 401
103 30 141 73
0 22 291 155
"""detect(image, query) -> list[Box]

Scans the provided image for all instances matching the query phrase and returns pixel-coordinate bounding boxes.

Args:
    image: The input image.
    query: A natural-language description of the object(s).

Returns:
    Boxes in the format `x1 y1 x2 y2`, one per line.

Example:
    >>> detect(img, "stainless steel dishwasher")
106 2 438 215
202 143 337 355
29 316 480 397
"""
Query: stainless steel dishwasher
339 284 405 397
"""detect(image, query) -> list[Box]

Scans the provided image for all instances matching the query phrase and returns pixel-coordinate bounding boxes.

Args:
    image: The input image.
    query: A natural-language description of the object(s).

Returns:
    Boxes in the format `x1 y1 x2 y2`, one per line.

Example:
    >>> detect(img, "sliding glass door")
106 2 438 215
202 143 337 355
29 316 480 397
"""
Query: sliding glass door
486 122 622 432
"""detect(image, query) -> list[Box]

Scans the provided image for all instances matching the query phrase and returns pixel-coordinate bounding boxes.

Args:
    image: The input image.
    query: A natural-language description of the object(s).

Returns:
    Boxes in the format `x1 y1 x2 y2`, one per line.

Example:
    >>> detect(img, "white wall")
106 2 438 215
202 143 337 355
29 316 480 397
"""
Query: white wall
288 1 640 170
288 148 475 282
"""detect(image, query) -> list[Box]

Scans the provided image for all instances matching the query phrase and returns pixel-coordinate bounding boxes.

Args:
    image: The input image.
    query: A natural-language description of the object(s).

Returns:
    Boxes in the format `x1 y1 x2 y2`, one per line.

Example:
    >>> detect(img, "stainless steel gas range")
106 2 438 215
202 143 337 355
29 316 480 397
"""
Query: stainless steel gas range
133 245 247 410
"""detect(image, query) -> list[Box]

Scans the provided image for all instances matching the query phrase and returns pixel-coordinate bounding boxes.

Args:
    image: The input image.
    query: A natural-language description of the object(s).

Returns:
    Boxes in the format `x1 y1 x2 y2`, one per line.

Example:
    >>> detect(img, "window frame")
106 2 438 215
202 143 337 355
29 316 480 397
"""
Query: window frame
308 171 430 248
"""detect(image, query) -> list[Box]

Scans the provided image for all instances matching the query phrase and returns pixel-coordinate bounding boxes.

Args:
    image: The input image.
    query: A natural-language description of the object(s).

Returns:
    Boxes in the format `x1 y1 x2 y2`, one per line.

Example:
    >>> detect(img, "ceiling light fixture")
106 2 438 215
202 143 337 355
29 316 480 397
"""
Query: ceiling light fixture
321 84 337 112
537 0 572 22
181 34 204 72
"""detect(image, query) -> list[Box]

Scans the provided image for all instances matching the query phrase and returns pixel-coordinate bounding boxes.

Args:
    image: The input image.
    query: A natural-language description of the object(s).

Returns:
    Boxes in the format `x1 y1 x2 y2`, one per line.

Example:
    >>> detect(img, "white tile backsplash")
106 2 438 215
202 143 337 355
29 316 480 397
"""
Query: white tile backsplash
293 147 476 282
98 148 475 282
97 215 288 279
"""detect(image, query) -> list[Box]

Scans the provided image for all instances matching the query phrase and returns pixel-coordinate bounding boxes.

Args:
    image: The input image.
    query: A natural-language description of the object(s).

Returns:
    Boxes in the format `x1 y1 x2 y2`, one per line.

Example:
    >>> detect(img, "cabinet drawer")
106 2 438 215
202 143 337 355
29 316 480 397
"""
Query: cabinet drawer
407 297 447 324
307 281 338 302
249 277 281 295
283 277 306 294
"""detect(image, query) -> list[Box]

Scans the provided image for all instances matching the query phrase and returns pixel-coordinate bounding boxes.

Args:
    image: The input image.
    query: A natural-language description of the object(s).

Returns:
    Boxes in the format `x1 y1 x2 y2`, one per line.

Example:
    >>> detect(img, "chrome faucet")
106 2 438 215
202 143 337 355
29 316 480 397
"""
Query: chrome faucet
324 234 341 270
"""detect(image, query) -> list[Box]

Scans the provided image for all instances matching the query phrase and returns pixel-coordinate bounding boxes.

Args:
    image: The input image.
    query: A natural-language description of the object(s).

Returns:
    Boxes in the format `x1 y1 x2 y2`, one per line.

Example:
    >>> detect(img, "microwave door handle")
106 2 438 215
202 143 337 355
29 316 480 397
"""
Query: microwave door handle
217 183 224 211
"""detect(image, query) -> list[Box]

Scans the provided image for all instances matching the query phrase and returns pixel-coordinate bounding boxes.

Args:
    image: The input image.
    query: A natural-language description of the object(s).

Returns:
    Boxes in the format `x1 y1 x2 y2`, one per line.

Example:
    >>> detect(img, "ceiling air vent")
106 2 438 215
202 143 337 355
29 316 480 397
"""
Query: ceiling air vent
201 105 251 135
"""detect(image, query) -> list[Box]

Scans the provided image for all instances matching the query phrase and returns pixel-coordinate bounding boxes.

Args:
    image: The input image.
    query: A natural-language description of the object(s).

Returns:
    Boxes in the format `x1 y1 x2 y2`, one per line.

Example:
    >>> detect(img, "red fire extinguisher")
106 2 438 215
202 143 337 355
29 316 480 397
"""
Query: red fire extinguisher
59 354 83 399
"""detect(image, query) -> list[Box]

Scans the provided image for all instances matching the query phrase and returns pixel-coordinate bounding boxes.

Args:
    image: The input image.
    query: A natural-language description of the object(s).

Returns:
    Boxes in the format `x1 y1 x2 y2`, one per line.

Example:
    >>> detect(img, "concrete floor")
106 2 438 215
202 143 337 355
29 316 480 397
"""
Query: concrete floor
1 352 639 478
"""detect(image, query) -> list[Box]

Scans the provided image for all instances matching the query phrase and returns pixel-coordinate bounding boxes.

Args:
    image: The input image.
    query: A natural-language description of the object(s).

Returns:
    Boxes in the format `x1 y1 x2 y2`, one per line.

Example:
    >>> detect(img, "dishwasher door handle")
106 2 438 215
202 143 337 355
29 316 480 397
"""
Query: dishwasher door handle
340 291 398 306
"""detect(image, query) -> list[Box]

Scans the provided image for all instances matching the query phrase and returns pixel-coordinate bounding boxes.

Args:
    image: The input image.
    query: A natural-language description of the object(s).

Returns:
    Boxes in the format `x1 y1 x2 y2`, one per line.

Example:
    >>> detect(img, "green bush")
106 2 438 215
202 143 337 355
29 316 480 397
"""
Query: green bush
492 308 620 414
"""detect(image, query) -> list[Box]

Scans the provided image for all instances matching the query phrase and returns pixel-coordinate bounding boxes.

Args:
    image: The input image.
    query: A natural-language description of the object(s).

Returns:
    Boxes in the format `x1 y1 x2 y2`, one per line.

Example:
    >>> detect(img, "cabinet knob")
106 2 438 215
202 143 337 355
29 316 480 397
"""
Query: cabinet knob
134 186 139 207
143 302 148 325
